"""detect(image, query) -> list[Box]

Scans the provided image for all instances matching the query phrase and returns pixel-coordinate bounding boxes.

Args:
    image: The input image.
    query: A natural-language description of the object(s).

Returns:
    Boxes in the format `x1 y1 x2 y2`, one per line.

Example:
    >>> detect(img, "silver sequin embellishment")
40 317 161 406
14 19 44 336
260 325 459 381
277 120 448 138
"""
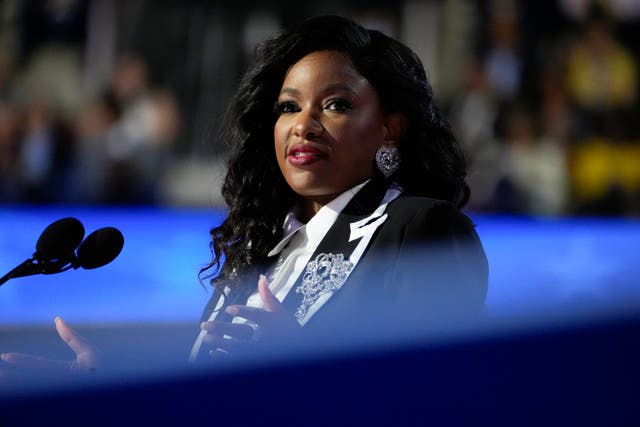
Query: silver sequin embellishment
295 253 353 322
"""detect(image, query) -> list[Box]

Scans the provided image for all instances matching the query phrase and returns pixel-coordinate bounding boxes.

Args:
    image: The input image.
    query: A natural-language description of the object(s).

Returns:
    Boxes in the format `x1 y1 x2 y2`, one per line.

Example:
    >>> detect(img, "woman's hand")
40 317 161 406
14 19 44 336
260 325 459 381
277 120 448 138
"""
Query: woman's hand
200 275 301 358
1 316 99 374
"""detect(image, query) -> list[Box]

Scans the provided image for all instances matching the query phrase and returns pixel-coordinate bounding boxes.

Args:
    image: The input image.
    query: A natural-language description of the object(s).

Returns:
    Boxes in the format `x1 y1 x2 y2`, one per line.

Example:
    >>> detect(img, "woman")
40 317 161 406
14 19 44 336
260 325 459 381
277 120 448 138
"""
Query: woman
191 15 488 362
0 15 487 371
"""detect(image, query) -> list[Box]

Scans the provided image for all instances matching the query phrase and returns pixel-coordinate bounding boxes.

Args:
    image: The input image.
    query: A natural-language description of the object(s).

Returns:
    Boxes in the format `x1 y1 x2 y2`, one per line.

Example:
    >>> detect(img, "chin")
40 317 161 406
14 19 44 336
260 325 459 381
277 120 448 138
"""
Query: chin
282 171 323 192
282 169 370 202
290 184 339 199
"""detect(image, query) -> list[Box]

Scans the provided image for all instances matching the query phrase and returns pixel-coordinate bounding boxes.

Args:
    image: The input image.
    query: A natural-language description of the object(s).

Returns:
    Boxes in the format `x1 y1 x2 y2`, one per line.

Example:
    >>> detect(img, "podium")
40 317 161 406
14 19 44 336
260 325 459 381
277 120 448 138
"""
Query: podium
1 314 638 426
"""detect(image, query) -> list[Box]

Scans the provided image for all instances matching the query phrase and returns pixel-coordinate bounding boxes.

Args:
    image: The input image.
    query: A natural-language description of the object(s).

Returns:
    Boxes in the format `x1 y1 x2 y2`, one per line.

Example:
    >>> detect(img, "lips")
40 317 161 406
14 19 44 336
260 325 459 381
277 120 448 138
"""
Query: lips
287 144 328 166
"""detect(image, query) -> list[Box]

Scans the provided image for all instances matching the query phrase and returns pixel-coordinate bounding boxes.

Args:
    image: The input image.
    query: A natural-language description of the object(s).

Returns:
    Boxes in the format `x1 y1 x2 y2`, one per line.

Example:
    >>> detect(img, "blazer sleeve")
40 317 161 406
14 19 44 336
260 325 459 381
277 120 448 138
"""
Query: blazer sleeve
391 200 489 325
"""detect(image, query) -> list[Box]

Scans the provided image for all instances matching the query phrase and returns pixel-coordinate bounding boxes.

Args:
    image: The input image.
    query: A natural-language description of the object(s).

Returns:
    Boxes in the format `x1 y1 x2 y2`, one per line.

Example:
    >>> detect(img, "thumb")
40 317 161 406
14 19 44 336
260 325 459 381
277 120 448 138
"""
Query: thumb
54 316 93 358
258 275 283 313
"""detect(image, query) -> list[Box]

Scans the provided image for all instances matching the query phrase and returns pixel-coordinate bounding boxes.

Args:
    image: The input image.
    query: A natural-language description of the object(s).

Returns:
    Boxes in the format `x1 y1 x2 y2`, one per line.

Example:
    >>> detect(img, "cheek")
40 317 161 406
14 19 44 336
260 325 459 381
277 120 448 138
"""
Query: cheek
338 109 383 140
273 119 284 148
273 120 288 156
273 120 288 170
333 120 384 159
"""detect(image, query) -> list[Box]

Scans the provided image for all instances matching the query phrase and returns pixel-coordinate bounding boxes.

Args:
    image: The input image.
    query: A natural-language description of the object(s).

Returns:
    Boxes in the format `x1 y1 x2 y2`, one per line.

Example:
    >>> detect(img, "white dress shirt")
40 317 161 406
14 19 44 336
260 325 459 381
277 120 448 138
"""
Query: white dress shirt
189 180 368 361
244 180 369 322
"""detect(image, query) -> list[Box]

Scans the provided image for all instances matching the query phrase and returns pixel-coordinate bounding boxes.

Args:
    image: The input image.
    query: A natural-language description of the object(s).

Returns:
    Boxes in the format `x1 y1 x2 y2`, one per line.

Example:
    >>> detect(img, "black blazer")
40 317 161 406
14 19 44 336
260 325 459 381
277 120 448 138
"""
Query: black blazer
199 178 488 346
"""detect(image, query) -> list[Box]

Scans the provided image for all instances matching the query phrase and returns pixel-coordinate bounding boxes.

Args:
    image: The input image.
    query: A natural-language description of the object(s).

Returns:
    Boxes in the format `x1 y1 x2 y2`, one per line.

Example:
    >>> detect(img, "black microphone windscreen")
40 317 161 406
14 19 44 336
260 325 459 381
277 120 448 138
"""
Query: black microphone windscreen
76 227 124 269
35 217 85 260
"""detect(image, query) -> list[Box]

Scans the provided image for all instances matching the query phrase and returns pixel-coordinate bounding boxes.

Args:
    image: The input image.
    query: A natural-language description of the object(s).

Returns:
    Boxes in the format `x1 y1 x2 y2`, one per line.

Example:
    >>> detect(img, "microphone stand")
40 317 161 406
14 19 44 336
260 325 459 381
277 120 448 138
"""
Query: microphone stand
0 255 74 286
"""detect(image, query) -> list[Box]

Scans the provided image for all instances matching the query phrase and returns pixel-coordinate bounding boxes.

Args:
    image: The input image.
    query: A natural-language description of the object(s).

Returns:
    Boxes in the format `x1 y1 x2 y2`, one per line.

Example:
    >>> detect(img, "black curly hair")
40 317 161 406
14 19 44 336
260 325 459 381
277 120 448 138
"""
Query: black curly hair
201 15 469 298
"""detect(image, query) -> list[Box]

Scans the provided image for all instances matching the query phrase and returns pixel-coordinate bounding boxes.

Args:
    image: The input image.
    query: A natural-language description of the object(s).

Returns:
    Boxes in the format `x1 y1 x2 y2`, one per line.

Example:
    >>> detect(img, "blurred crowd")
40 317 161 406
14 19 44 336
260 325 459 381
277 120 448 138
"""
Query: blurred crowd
0 0 639 216
0 53 179 205
0 1 179 205
450 1 640 216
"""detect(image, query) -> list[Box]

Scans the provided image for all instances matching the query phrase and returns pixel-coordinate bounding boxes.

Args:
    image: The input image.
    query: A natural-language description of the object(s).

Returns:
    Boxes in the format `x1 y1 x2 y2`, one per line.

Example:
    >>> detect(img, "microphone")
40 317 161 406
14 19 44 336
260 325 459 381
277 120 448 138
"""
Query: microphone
0 218 124 286
35 217 86 261
76 227 124 269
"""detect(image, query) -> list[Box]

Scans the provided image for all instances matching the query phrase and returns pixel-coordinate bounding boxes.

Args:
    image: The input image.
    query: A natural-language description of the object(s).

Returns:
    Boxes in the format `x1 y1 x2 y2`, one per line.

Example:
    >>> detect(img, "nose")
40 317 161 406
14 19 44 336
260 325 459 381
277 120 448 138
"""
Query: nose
293 110 323 140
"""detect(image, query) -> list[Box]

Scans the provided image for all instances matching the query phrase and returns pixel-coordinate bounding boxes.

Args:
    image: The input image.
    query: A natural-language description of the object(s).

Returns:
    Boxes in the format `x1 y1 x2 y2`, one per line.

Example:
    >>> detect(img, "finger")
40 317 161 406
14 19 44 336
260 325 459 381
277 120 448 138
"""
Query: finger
1 352 69 370
213 336 256 355
202 332 246 346
54 316 93 358
202 334 254 357
225 305 272 324
258 275 284 313
201 321 254 340
208 348 231 360
202 332 222 345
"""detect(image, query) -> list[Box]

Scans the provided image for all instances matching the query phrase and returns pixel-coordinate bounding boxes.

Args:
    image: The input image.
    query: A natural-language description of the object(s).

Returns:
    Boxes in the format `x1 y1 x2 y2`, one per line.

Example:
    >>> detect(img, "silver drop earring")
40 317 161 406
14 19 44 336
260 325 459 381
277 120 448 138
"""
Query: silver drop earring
375 146 400 178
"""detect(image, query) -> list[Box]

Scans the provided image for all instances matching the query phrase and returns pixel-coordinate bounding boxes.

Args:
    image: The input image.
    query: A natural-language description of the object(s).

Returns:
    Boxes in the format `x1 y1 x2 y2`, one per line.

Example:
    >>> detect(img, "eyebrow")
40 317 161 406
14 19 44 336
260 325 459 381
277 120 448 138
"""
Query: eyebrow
278 83 359 98
278 87 300 97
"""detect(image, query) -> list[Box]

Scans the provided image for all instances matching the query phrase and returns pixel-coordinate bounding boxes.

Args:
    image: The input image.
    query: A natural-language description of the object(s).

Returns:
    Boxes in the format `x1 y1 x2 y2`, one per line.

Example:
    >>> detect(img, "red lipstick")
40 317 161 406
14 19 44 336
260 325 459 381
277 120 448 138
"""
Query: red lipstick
287 145 327 166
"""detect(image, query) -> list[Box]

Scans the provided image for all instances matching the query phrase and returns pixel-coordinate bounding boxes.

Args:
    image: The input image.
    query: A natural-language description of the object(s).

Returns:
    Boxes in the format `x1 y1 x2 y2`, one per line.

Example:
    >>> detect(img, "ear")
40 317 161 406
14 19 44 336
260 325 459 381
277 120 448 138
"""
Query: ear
383 112 408 144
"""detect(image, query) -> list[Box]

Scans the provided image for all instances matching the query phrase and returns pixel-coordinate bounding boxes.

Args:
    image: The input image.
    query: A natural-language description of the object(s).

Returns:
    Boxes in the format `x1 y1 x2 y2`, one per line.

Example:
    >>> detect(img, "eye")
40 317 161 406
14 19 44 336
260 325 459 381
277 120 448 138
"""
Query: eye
325 98 353 113
275 101 300 115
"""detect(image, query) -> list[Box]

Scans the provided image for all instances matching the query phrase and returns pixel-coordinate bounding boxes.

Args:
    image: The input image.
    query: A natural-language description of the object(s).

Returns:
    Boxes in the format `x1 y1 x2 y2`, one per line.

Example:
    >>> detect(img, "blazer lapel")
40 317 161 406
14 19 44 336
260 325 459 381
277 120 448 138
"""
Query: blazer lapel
282 178 402 325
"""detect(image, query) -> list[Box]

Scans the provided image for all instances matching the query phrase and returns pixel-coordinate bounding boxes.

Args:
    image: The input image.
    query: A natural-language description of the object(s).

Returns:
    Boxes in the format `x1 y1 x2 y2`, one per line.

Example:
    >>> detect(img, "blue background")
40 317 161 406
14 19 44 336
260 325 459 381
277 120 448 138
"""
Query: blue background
1 206 639 326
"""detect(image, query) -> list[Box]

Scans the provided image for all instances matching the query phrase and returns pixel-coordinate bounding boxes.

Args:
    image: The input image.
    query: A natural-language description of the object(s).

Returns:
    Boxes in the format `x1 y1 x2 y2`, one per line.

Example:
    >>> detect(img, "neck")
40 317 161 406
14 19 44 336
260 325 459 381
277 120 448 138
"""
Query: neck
296 178 379 222
299 194 338 223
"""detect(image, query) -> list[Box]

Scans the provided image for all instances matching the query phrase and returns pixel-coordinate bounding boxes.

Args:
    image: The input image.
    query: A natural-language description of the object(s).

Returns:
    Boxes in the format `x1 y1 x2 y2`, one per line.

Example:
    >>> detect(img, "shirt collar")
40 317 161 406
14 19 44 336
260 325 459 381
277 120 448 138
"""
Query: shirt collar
267 180 370 257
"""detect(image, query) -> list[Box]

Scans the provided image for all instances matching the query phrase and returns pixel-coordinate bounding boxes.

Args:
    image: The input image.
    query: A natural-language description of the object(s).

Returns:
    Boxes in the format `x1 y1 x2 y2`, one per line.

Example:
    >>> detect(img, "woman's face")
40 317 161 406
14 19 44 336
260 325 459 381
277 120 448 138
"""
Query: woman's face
274 50 389 208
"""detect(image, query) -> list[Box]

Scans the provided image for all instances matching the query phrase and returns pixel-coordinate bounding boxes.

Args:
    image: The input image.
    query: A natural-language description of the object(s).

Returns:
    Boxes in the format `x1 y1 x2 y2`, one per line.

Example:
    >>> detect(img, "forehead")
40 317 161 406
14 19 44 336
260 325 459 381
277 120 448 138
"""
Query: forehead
281 50 369 89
